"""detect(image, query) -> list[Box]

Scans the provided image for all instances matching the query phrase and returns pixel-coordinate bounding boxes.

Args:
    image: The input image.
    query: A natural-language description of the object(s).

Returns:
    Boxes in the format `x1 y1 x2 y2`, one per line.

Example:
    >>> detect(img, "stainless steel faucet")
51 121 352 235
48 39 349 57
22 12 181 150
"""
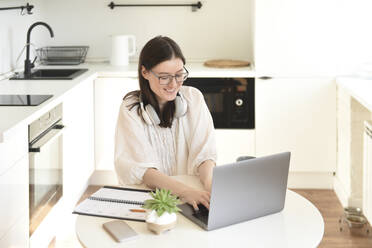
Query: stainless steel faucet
24 22 54 77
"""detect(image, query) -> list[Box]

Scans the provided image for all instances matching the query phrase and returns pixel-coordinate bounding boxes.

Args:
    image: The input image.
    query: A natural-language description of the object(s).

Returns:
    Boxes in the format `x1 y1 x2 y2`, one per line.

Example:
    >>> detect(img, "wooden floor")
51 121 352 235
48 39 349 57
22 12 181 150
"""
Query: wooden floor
291 189 372 248
76 187 372 248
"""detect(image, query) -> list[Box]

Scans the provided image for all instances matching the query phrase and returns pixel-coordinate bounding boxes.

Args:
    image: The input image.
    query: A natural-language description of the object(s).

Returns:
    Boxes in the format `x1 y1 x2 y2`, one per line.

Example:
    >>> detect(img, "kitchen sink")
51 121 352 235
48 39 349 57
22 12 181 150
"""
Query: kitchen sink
10 68 88 80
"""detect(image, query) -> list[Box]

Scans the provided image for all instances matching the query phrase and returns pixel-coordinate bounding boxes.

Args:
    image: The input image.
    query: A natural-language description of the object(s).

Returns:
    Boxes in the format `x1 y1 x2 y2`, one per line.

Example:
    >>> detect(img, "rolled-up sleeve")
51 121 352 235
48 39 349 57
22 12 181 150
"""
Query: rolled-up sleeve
114 101 159 185
182 87 217 175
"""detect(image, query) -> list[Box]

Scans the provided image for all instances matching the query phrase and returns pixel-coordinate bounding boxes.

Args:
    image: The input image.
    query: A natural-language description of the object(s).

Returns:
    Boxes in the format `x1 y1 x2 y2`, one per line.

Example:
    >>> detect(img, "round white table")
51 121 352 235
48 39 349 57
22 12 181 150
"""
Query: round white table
76 176 324 248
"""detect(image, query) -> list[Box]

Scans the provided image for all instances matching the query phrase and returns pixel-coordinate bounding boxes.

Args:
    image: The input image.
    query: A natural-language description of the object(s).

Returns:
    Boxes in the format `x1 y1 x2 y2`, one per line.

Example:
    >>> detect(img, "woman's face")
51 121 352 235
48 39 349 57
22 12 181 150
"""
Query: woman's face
142 58 184 107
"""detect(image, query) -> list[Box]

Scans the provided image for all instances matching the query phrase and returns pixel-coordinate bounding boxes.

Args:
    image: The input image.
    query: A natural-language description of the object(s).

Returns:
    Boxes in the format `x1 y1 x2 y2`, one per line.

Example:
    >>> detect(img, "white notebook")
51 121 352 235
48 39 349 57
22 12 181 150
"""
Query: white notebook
73 186 152 221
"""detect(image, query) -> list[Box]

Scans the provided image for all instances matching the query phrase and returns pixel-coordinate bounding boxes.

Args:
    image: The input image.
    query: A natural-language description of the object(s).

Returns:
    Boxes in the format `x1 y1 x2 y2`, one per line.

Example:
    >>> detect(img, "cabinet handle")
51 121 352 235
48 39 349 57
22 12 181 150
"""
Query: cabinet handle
29 125 64 153
53 124 65 130
366 131 372 138
366 126 372 138
258 76 273 80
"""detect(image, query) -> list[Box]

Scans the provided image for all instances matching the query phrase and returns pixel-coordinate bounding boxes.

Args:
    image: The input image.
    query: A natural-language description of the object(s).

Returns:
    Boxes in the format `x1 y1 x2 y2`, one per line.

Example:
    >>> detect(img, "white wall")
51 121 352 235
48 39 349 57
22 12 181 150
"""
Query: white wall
41 0 253 62
0 0 50 76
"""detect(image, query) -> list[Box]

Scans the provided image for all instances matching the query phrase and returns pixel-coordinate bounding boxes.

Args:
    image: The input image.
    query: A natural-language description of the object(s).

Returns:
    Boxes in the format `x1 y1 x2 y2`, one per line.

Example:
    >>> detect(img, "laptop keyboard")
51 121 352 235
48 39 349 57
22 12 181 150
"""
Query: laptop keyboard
193 204 209 224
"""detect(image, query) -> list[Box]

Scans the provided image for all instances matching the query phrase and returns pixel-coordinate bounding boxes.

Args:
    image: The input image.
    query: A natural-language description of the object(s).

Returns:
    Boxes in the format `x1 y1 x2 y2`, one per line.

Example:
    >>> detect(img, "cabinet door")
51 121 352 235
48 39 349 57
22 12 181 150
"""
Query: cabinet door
254 0 358 76
255 78 336 172
94 77 139 170
363 121 372 224
0 126 28 175
216 129 255 165
0 156 28 244
0 214 28 248
63 79 95 208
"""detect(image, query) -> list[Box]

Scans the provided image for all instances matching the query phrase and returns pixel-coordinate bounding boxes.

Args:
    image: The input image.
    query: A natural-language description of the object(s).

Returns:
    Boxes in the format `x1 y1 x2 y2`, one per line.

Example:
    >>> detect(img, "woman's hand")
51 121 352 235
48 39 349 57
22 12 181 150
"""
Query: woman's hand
143 168 210 210
179 188 211 210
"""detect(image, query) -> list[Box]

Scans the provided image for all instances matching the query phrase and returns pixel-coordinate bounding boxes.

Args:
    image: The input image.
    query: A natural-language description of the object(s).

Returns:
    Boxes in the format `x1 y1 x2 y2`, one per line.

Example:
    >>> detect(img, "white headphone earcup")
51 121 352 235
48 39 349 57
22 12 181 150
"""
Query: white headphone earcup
140 101 153 125
145 104 161 125
174 95 187 118
142 110 153 125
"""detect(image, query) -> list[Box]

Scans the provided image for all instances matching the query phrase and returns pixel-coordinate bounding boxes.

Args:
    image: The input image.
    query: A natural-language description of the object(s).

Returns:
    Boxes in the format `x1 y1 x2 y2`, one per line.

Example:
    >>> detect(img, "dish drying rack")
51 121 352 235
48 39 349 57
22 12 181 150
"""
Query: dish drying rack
36 46 89 65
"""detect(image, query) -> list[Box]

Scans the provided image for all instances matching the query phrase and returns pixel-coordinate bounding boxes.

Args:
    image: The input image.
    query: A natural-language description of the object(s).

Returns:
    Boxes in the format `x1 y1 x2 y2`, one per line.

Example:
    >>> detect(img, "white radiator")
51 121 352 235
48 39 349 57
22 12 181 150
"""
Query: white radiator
363 121 372 224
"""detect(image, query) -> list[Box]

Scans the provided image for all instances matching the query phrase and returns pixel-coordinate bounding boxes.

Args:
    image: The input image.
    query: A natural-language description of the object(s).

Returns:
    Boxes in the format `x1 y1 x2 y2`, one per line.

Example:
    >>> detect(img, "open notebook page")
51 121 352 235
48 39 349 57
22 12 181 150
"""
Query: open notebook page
91 187 153 203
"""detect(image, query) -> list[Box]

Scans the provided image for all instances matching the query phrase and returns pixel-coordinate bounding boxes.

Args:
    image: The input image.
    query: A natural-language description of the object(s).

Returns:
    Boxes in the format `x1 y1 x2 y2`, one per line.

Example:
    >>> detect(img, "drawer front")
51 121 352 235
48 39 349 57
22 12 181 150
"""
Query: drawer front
0 156 28 239
0 214 28 248
0 126 28 175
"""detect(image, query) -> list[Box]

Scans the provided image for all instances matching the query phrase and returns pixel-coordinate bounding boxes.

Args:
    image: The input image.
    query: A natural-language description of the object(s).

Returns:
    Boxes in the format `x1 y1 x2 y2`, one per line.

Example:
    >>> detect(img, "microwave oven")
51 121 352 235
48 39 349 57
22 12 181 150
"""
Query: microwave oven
184 77 255 129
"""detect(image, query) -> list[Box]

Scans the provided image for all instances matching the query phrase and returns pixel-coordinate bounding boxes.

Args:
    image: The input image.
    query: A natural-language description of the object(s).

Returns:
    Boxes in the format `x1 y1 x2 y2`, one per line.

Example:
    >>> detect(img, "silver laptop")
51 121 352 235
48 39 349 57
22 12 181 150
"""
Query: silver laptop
179 152 291 231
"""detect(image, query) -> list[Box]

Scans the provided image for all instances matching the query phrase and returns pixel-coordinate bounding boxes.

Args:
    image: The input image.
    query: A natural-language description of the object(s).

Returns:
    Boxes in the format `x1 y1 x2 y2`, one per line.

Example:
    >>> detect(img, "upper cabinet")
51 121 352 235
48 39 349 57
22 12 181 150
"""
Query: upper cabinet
254 0 372 76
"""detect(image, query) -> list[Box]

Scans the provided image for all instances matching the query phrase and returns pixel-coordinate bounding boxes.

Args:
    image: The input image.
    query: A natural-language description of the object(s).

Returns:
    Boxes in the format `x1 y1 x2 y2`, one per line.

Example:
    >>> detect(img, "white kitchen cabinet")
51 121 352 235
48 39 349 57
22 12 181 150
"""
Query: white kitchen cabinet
254 0 353 76
363 121 372 223
63 78 95 209
216 129 255 165
255 77 336 172
0 156 28 236
0 127 28 175
0 126 28 247
0 155 28 247
0 214 28 248
334 86 372 207
94 77 139 171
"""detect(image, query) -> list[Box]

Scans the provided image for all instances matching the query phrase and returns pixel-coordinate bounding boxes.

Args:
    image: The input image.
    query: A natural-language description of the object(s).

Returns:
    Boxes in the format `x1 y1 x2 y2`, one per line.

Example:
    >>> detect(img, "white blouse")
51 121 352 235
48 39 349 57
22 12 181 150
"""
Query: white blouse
114 86 217 185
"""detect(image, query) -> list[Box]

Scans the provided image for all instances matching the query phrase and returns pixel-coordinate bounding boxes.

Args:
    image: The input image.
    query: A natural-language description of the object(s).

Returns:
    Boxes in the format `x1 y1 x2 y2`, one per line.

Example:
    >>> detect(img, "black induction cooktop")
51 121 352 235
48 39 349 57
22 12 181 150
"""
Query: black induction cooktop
0 95 53 106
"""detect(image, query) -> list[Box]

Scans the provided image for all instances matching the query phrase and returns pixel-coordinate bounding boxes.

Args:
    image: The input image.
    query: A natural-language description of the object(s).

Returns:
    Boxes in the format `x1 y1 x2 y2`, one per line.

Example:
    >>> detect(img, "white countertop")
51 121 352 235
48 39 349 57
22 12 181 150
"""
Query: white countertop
0 62 254 143
336 76 372 112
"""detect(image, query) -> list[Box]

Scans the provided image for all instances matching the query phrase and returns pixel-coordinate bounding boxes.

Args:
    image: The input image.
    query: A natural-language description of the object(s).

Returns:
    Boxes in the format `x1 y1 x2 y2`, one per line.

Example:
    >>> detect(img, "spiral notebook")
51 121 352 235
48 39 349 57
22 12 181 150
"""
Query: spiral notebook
73 186 152 222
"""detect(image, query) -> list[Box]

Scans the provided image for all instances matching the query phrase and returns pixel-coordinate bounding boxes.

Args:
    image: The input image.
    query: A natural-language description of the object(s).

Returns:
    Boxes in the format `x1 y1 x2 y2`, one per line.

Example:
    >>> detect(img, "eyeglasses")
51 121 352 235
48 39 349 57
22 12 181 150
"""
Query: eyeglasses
150 67 189 85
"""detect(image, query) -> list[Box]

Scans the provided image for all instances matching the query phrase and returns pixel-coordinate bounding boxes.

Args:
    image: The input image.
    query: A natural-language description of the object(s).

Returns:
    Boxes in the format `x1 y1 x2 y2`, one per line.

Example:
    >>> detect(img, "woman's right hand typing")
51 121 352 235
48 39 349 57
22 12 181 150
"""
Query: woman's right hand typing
143 168 210 211
179 188 210 211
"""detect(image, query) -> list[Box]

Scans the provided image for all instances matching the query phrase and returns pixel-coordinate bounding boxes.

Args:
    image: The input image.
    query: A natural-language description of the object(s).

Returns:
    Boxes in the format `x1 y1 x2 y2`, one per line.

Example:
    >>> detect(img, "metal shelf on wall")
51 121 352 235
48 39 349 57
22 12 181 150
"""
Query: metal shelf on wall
108 1 202 12
0 2 34 15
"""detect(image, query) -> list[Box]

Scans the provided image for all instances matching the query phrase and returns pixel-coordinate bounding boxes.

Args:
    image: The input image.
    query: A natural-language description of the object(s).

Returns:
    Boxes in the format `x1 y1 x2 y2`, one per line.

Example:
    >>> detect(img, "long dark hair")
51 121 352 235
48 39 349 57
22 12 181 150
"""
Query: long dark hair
124 36 186 128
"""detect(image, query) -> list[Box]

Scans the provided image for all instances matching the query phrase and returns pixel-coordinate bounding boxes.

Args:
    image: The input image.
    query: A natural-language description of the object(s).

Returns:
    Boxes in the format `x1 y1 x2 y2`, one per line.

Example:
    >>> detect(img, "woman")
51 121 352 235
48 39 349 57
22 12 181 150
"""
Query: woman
114 36 217 210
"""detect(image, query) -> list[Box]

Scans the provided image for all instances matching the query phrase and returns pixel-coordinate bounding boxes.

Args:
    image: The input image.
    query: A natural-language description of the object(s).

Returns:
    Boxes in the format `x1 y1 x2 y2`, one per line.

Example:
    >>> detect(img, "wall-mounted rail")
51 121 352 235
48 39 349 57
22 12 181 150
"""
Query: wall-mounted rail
108 1 202 12
0 3 34 15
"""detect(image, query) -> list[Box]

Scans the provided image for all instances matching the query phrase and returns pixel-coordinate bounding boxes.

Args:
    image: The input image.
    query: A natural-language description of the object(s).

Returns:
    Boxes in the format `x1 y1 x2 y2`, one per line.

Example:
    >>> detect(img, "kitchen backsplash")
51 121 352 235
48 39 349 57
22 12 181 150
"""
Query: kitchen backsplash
1 0 253 76
0 0 51 76
36 0 253 62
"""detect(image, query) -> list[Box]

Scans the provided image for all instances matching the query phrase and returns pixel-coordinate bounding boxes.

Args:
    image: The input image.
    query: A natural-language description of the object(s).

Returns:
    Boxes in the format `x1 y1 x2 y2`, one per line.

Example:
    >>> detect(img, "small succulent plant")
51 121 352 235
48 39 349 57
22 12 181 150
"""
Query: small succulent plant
143 188 181 216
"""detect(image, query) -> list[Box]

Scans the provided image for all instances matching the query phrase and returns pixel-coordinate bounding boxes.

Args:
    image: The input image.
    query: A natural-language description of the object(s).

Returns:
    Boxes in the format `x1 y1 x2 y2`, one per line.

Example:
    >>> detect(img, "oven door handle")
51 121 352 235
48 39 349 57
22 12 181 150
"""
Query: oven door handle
29 125 65 153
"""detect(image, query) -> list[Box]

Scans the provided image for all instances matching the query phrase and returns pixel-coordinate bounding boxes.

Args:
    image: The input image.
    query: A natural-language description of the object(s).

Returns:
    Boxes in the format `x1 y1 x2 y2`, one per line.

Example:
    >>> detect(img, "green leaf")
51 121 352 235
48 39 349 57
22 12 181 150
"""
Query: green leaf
164 205 171 213
157 208 165 216
143 188 182 216
175 206 182 212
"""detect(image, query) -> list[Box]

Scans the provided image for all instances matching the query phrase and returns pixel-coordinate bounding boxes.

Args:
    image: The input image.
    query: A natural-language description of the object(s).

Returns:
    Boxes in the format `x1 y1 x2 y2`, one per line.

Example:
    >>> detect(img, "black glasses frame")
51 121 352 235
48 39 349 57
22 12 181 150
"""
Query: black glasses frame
150 67 189 85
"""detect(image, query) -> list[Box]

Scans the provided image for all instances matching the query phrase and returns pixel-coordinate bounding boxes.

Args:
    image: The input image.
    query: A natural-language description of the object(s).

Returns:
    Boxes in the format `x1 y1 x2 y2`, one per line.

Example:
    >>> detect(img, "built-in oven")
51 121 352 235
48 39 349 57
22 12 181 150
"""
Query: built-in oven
184 77 255 129
28 103 64 237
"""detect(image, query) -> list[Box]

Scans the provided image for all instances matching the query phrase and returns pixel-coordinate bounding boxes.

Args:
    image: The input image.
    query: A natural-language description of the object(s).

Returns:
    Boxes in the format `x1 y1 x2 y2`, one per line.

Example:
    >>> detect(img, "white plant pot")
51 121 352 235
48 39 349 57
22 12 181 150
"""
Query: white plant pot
146 210 177 235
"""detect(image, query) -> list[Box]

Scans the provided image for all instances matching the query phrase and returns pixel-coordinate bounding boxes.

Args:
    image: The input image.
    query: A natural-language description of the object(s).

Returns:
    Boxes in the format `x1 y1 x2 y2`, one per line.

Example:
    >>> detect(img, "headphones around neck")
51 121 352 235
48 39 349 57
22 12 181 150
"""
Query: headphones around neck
139 92 188 125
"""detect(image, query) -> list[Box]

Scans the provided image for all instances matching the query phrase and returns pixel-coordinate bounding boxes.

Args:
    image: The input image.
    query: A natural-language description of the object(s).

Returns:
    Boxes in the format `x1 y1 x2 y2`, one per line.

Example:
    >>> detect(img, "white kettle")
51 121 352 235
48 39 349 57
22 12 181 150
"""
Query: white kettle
110 35 136 66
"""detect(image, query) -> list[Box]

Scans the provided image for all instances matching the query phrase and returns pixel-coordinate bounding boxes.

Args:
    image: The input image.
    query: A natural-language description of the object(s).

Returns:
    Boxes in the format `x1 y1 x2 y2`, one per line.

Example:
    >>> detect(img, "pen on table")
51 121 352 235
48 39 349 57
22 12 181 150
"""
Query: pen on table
130 209 146 213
